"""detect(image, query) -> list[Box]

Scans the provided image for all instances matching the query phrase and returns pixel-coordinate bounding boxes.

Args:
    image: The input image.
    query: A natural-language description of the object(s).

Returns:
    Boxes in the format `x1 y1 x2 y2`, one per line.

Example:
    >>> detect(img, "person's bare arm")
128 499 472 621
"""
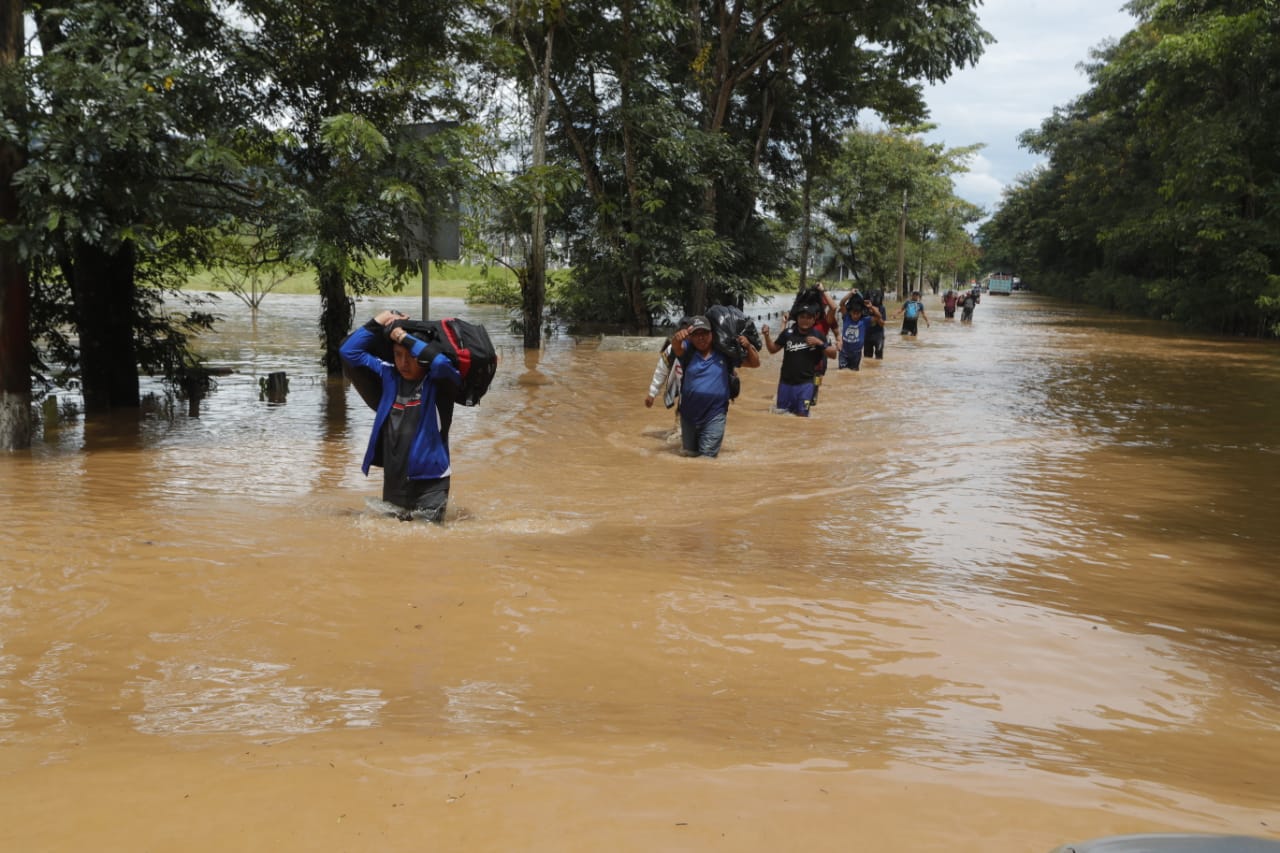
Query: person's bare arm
761 325 782 355
671 327 690 358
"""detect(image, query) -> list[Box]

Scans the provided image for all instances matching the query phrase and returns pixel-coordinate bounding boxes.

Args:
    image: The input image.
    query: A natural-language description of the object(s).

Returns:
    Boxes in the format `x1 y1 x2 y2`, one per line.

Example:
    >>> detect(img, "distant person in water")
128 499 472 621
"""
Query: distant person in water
340 310 461 522
838 292 883 371
762 304 838 416
893 291 931 336
669 315 761 458
942 289 958 319
864 289 888 360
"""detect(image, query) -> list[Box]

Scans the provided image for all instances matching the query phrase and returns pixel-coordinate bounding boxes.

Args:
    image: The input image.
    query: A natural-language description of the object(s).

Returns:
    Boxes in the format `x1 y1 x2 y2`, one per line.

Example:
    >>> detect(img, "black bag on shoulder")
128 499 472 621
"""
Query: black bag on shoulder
343 317 498 409
705 304 763 365
412 318 498 407
789 286 826 318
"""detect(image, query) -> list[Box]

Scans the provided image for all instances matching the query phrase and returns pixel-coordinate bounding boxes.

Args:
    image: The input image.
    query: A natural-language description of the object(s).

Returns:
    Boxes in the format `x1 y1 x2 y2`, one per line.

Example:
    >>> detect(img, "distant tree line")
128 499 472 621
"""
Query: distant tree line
978 0 1280 338
0 0 992 449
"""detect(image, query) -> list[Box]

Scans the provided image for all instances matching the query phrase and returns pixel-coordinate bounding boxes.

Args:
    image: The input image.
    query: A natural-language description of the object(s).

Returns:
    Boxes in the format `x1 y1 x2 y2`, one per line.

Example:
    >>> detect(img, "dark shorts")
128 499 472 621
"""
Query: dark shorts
838 349 863 371
775 382 814 417
901 317 919 336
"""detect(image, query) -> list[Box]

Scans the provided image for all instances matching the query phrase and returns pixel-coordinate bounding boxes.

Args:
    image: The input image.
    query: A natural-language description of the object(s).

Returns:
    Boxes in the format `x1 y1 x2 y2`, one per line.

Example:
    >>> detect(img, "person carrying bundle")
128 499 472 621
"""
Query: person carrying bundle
340 310 462 522
669 315 761 458
761 303 838 417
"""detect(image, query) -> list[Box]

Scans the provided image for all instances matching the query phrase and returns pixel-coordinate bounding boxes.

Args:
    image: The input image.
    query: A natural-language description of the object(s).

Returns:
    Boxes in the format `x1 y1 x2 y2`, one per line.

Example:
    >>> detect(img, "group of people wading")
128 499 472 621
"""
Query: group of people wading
643 283 969 459
337 284 981 522
941 284 982 322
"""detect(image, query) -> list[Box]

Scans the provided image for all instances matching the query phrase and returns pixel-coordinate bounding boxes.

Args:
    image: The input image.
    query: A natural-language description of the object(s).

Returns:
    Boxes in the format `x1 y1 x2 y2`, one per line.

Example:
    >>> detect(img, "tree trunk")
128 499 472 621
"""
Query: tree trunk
70 241 140 413
619 0 650 333
797 170 813 291
0 0 30 449
895 189 908 300
318 264 352 376
522 21 555 350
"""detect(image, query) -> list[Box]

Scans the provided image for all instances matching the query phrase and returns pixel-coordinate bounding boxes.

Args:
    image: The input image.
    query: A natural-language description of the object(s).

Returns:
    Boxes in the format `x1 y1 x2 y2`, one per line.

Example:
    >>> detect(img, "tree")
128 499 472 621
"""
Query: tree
491 0 566 349
237 0 478 373
677 0 989 312
10 0 258 413
984 0 1280 336
536 0 989 322
0 0 29 449
207 223 306 311
820 125 980 297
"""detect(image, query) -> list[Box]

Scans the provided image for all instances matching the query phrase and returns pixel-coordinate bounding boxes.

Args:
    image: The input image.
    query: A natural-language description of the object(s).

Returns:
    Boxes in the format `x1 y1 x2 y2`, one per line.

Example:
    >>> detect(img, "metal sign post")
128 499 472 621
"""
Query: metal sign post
400 121 460 321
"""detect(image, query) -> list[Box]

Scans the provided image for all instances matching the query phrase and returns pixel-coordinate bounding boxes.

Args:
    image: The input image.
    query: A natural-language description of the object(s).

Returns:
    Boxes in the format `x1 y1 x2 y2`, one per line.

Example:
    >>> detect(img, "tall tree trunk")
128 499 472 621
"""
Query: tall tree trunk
797 171 813 291
70 241 140 413
522 19 554 350
687 0 787 315
619 0 650 333
318 264 352 376
0 0 30 449
895 189 908 300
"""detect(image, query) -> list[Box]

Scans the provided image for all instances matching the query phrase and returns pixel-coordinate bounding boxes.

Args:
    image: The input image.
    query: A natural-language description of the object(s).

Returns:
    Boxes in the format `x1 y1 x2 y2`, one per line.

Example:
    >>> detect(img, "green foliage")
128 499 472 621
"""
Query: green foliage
820 125 982 292
207 225 309 310
465 268 521 308
5 0 264 405
7 0 996 411
983 0 1280 336
485 0 990 327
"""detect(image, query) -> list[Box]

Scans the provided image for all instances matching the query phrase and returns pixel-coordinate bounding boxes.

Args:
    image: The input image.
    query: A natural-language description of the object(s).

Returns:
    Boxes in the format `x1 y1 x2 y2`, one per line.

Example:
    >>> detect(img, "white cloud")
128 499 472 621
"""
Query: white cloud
923 1 1136 209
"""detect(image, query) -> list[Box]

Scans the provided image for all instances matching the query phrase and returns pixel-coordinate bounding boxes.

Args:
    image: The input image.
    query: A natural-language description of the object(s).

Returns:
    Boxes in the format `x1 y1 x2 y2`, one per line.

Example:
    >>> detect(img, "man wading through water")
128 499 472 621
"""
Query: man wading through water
670 316 761 458
340 310 461 521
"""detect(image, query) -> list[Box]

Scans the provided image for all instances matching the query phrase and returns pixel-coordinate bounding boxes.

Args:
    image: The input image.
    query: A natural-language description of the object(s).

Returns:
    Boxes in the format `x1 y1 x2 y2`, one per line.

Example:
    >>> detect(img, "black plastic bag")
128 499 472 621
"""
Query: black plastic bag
705 304 763 364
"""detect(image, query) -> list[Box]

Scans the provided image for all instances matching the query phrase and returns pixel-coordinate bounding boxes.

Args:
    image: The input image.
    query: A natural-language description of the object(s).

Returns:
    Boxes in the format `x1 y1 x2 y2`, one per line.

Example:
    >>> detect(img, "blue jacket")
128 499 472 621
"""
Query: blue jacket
339 322 462 480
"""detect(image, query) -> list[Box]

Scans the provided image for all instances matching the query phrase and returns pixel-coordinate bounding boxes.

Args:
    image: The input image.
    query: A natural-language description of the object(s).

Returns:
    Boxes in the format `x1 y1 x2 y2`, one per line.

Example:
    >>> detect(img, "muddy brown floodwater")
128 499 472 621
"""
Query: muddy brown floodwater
1 292 1278 852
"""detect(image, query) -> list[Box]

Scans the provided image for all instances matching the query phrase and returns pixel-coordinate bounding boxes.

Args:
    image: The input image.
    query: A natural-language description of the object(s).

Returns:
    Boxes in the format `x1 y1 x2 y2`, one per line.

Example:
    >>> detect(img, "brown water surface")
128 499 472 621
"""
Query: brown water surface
2 293 1278 852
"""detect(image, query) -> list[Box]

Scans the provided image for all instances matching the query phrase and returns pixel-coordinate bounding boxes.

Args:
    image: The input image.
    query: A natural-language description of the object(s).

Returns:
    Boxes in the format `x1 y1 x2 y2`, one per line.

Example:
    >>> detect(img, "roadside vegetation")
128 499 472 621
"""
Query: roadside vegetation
978 1 1280 337
186 260 514 301
1 0 993 449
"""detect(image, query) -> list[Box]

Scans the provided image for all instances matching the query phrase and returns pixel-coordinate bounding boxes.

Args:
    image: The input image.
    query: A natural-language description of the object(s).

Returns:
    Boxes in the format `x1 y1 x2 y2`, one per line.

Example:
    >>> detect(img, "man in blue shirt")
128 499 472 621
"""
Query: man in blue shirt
894 291 931 336
670 315 761 458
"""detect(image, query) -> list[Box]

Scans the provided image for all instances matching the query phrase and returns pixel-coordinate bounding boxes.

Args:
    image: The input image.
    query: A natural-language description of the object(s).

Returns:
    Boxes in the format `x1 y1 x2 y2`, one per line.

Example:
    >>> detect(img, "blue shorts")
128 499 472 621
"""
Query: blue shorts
775 382 814 417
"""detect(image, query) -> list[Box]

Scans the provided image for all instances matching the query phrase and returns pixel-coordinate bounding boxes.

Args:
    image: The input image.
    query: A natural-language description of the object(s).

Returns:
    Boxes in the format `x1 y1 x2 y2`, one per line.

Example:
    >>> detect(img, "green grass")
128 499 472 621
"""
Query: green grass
183 259 518 299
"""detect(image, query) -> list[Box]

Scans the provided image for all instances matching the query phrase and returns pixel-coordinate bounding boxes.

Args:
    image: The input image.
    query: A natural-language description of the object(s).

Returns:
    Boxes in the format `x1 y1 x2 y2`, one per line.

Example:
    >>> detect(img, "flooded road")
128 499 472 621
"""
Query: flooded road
1 292 1278 852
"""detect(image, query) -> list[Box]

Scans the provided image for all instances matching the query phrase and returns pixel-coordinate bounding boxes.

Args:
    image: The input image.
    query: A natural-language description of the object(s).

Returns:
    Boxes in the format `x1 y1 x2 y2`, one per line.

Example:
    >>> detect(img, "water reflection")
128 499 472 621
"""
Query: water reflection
130 658 386 736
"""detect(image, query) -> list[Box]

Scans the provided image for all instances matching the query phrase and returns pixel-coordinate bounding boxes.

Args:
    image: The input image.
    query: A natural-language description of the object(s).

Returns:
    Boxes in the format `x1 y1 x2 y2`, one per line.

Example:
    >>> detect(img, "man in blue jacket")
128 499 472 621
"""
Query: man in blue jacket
340 310 461 522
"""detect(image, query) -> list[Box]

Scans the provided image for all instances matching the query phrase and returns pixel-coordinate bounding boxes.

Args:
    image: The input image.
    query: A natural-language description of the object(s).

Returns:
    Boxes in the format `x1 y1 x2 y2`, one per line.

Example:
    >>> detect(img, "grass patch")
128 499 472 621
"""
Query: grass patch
183 259 518 300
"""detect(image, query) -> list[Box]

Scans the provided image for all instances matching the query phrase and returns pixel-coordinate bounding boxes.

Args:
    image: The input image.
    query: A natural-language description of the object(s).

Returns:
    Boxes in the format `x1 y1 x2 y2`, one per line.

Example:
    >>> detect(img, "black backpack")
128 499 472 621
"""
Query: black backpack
343 317 498 409
426 317 498 407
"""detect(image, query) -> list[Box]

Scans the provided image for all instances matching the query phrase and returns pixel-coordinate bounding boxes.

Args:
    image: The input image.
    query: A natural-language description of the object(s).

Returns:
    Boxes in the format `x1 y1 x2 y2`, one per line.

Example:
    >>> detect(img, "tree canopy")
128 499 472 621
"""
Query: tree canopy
980 0 1280 337
1 0 991 449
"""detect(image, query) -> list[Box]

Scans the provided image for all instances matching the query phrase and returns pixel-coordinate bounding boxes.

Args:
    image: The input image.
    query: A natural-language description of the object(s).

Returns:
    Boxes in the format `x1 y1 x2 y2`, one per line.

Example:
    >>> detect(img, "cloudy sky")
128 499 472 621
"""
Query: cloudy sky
920 0 1137 215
